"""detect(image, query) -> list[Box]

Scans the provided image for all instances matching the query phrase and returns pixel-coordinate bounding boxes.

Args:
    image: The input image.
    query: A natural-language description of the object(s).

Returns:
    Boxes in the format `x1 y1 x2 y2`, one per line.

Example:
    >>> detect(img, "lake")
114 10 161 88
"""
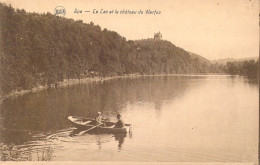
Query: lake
0 75 258 162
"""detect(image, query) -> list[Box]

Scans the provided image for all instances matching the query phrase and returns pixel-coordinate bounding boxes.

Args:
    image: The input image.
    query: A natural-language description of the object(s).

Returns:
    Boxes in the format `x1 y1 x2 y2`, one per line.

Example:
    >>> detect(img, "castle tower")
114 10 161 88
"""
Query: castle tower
154 31 162 40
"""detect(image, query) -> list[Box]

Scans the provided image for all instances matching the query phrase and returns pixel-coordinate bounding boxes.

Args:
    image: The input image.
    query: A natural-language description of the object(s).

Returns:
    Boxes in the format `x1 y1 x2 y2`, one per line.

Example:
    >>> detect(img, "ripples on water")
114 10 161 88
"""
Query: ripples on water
0 75 258 162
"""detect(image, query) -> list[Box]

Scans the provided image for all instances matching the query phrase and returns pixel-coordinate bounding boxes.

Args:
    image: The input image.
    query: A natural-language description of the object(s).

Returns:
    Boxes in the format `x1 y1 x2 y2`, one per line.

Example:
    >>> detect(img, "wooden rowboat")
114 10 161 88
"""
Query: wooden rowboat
68 116 132 134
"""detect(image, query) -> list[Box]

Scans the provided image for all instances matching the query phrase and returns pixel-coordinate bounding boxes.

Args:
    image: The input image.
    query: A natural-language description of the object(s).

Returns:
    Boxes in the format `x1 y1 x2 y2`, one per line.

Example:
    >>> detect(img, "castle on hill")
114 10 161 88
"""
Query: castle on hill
154 32 162 40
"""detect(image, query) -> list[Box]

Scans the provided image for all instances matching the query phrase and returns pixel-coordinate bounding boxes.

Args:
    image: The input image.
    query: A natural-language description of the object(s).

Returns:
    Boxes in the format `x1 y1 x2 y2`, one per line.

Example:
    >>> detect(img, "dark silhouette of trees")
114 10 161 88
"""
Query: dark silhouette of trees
1 3 253 96
226 60 259 78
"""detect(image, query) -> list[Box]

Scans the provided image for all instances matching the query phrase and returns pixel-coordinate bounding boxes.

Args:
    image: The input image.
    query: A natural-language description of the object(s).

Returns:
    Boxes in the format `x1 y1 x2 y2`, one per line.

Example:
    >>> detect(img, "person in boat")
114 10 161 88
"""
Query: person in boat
114 114 125 128
95 112 104 125
95 112 109 126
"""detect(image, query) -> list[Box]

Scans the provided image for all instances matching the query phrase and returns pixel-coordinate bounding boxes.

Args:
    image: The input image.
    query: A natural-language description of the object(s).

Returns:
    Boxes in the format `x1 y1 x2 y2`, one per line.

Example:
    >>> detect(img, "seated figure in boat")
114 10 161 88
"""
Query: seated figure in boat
95 112 110 126
114 114 125 128
95 112 105 125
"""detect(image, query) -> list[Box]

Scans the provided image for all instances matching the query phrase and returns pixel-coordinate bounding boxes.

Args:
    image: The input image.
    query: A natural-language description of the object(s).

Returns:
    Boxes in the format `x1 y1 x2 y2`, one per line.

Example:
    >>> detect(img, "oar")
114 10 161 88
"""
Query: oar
78 123 102 136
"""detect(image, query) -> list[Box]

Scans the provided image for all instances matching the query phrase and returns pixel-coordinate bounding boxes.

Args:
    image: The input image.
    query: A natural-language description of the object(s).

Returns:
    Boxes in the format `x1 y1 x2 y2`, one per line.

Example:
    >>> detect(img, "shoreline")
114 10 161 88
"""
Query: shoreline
0 73 142 103
0 73 231 103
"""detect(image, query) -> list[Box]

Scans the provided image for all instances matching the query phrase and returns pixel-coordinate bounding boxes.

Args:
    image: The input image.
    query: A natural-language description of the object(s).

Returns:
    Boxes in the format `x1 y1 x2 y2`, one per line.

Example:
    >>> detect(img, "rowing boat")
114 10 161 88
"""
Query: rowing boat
68 116 132 133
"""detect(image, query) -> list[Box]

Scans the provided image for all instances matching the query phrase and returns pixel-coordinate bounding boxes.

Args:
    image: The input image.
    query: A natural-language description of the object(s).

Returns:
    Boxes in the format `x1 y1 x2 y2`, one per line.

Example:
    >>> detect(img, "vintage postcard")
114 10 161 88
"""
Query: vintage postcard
0 0 259 164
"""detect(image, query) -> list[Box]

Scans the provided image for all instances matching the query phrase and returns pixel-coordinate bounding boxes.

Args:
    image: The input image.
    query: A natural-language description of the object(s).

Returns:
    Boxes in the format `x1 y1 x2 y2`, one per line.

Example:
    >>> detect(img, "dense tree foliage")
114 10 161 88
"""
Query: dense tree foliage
226 60 259 78
0 3 254 96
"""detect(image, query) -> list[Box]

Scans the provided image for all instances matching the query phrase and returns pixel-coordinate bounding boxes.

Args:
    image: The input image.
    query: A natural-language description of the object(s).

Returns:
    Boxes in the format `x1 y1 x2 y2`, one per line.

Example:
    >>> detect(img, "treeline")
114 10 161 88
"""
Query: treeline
0 3 231 95
226 60 259 78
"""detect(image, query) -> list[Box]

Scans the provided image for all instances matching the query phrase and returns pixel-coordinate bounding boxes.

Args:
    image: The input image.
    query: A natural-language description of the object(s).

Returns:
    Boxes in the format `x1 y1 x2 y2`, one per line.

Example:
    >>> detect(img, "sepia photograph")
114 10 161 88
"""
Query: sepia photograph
0 0 259 164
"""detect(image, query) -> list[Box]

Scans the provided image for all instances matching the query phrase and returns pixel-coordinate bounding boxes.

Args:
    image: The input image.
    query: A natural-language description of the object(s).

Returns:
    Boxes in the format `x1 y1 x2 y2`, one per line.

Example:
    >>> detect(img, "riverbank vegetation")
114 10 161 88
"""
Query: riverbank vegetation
225 60 259 78
0 3 258 98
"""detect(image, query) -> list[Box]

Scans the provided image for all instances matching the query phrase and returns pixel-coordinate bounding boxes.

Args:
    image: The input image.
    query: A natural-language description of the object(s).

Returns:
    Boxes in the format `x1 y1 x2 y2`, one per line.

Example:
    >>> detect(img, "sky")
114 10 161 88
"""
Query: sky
2 0 259 60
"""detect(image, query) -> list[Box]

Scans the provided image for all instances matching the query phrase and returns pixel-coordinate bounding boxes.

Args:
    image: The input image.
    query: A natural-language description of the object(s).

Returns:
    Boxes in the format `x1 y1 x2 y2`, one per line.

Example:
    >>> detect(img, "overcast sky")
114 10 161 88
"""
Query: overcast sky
2 0 259 60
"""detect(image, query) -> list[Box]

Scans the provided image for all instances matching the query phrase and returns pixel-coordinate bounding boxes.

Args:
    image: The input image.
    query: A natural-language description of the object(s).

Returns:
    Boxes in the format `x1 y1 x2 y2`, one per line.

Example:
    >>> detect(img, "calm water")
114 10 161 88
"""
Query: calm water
0 75 258 162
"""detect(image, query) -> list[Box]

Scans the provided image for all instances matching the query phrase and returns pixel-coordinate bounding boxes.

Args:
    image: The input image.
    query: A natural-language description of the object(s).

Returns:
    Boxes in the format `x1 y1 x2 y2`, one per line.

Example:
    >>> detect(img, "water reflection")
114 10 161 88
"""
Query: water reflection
0 75 258 162
114 133 126 150
96 136 102 150
0 76 195 145
68 128 128 151
243 77 259 87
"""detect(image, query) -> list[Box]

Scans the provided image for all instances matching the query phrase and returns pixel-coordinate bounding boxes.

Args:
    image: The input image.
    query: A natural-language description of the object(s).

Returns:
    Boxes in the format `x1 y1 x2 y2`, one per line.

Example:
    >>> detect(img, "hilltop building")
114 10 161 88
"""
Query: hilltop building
154 32 162 40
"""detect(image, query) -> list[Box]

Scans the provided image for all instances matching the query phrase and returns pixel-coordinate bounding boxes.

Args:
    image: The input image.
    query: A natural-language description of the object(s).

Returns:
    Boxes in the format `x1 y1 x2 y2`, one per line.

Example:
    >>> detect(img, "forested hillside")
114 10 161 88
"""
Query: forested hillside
0 3 223 95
